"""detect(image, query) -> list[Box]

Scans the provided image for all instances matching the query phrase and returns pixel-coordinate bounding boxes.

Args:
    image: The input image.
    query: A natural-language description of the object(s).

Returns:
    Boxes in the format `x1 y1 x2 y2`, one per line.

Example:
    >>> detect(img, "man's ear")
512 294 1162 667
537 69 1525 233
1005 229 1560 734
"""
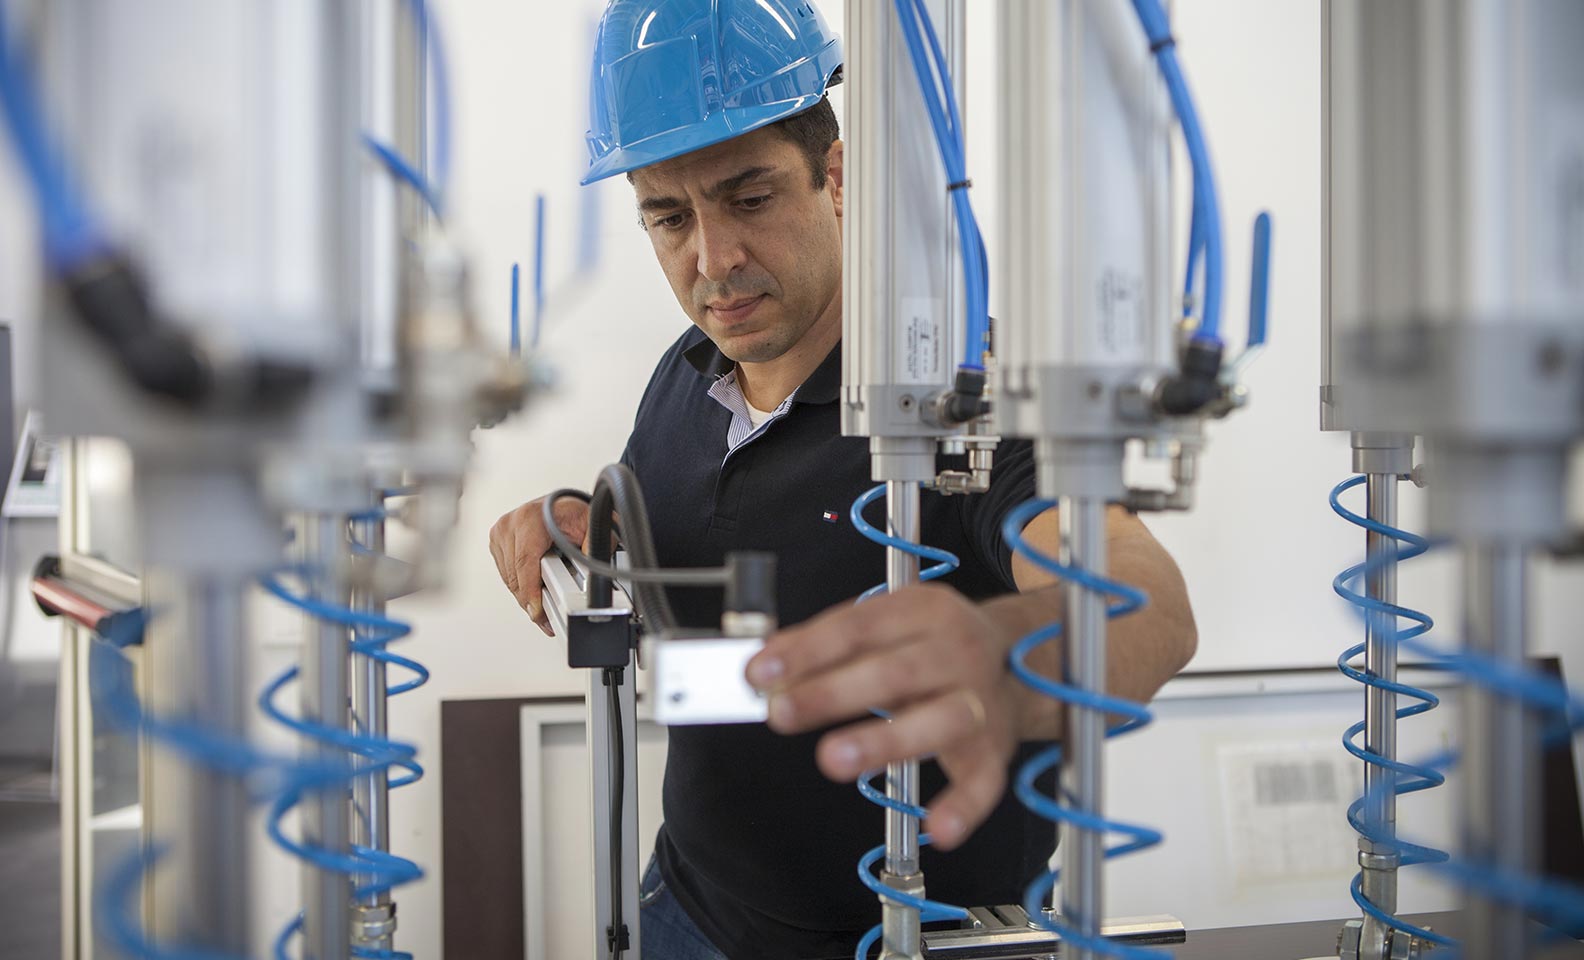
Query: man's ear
827 139 844 217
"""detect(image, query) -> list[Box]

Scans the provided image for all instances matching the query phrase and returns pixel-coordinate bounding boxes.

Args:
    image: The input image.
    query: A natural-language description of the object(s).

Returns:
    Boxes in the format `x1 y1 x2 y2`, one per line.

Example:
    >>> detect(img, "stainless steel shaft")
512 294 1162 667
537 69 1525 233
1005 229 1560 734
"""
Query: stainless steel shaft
351 512 393 953
301 514 352 960
881 479 924 960
1462 543 1537 960
146 571 254 956
1358 473 1400 960
1059 495 1108 960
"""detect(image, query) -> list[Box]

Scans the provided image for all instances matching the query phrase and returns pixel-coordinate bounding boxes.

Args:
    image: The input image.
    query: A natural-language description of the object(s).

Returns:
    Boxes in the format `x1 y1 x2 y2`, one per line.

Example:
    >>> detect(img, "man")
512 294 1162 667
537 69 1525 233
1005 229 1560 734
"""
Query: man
487 2 1197 957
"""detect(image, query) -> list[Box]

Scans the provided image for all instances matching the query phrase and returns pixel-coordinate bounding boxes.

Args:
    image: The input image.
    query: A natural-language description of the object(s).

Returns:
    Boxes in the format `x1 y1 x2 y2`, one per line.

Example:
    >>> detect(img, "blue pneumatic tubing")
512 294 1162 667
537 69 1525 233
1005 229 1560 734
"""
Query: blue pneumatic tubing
847 483 970 958
363 134 444 218
1129 0 1224 344
90 621 336 960
362 0 452 220
259 567 428 960
851 483 960 602
891 0 990 372
1328 475 1455 948
1247 212 1272 348
533 192 547 349
1000 498 1169 959
0 3 106 270
1330 476 1584 948
510 262 522 356
407 0 452 202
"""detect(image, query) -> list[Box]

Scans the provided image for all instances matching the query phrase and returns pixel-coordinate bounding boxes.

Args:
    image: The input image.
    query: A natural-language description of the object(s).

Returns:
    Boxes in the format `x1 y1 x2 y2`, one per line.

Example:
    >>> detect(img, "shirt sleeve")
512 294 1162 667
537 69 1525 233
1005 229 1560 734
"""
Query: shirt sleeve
957 437 1038 591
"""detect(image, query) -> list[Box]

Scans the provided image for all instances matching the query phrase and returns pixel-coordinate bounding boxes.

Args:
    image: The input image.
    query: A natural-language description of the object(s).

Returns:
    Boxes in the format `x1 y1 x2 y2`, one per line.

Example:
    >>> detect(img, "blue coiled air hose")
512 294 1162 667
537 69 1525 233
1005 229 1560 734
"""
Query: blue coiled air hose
849 482 970 958
1328 475 1455 948
89 614 350 960
259 515 429 960
1001 498 1167 960
1331 477 1584 947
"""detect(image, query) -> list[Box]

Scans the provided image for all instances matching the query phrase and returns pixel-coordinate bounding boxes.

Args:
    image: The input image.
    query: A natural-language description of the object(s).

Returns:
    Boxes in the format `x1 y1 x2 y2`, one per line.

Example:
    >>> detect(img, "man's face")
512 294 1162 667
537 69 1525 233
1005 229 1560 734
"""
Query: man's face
630 127 844 364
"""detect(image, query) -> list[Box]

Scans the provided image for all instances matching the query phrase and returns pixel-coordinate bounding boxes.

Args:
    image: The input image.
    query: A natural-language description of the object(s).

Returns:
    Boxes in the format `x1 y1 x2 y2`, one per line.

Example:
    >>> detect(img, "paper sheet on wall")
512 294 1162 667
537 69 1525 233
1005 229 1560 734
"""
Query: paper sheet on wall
1217 738 1364 888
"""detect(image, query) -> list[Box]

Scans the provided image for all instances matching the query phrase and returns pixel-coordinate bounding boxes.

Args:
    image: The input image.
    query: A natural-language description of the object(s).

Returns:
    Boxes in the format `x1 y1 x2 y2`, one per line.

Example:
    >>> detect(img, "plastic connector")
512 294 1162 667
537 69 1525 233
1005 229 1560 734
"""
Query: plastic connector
63 254 211 405
62 252 314 411
941 368 990 424
725 551 777 619
1155 339 1224 416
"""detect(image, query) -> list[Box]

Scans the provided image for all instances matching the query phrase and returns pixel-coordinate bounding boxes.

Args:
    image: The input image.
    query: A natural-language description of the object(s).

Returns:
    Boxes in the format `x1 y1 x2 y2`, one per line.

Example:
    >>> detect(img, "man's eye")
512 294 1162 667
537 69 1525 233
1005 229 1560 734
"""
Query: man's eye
736 195 771 211
655 213 688 230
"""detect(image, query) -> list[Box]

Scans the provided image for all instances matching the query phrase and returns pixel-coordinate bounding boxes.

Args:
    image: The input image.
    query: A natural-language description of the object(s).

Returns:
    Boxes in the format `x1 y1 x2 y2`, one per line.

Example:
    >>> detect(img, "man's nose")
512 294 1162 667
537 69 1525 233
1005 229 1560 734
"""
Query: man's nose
694 216 749 284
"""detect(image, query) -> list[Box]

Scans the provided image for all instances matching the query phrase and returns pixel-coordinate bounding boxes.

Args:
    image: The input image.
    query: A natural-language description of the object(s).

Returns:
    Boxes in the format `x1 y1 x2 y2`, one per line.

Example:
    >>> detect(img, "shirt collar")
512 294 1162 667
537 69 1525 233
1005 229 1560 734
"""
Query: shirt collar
682 334 841 406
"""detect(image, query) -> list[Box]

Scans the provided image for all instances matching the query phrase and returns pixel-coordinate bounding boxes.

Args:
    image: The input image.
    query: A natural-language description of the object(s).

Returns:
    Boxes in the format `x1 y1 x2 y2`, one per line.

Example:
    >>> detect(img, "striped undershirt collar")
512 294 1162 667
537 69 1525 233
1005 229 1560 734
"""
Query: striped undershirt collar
706 368 797 452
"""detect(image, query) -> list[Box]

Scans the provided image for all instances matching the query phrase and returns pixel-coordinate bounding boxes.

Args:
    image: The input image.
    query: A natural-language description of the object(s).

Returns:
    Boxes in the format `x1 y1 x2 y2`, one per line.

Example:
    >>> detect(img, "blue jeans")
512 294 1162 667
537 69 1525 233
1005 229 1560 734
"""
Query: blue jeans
640 853 729 960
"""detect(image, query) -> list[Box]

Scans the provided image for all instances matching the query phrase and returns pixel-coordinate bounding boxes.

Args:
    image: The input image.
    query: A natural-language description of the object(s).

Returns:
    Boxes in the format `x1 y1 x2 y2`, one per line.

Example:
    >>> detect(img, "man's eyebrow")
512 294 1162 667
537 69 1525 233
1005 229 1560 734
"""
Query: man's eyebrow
702 166 779 201
638 195 686 214
635 166 783 216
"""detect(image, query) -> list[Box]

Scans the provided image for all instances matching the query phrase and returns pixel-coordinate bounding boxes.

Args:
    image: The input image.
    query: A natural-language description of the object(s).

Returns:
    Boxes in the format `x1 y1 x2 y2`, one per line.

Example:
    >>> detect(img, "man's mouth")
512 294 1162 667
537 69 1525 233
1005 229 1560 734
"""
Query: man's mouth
707 295 768 326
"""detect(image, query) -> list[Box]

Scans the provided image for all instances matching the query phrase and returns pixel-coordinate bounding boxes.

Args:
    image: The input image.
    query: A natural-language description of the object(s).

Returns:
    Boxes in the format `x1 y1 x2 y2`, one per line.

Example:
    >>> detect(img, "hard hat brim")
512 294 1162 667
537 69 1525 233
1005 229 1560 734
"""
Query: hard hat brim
580 91 831 186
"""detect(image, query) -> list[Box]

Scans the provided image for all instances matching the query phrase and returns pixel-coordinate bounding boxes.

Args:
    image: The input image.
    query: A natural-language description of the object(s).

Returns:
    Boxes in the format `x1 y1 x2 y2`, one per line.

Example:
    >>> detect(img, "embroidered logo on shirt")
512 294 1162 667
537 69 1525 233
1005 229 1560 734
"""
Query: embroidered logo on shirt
821 511 839 523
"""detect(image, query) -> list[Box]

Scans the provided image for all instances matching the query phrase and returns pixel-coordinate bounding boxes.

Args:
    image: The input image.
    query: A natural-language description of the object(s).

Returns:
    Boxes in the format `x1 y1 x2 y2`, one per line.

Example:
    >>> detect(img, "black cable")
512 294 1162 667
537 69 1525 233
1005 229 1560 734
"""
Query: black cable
605 667 627 959
545 464 741 638
586 464 682 631
542 489 728 587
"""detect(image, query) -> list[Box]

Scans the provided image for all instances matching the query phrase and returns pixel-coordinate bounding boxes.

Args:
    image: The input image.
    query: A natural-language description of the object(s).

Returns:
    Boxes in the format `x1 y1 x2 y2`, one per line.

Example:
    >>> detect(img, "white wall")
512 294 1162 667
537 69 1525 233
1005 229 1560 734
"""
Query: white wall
4 0 1581 956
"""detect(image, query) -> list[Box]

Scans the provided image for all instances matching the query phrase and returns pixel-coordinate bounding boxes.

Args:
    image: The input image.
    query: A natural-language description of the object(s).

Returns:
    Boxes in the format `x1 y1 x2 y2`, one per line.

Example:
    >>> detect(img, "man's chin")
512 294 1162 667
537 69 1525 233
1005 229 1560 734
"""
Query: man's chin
708 327 792 365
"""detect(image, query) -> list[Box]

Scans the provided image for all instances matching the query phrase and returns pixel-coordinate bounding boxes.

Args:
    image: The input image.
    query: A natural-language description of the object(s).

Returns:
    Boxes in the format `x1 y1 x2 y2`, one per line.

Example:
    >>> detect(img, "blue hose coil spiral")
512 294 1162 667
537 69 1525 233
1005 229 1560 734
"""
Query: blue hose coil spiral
1328 475 1454 948
849 483 969 958
1001 498 1167 960
91 613 322 960
260 519 428 960
88 512 429 960
1330 476 1584 947
852 483 960 602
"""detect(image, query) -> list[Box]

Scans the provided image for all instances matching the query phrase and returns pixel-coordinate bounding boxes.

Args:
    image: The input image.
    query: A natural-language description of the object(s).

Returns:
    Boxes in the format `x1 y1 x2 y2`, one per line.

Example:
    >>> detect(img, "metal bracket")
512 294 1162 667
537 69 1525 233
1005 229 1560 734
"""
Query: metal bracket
351 903 397 944
540 551 637 669
1338 919 1435 960
920 906 1186 958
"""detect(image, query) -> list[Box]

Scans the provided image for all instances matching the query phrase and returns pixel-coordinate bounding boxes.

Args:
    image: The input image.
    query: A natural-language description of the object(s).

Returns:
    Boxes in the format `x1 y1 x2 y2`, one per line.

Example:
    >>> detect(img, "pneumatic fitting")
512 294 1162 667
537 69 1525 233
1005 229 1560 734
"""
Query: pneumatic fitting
63 252 313 411
1154 338 1224 416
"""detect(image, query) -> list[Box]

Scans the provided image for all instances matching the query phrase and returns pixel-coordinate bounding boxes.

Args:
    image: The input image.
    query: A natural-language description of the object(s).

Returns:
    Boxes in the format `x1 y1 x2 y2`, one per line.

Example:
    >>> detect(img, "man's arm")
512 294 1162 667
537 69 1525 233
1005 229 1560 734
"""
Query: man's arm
985 505 1197 740
744 504 1196 851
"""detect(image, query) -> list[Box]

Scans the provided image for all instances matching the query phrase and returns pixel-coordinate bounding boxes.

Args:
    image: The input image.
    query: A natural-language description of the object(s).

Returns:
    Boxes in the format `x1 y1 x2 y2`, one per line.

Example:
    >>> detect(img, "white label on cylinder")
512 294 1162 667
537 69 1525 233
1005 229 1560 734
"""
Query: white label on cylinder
1094 268 1147 360
895 297 945 385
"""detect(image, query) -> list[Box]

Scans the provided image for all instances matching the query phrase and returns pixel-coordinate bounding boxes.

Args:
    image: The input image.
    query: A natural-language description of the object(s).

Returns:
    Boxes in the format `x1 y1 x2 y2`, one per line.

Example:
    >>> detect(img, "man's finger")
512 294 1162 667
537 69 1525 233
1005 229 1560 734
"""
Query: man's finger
488 535 514 594
766 641 982 735
748 587 948 690
922 742 1012 852
513 524 545 614
812 689 992 782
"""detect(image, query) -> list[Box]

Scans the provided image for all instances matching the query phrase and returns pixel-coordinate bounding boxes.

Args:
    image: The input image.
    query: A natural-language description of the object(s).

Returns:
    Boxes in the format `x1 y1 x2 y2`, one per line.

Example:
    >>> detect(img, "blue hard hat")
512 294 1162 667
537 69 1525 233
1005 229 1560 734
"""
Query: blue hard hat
582 0 843 185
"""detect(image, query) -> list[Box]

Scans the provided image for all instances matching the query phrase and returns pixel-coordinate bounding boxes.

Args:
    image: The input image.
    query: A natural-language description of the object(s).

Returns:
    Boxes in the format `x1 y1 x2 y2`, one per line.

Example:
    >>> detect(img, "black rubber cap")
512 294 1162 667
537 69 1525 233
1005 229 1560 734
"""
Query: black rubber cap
64 254 213 405
943 368 990 423
725 551 777 619
1156 339 1224 416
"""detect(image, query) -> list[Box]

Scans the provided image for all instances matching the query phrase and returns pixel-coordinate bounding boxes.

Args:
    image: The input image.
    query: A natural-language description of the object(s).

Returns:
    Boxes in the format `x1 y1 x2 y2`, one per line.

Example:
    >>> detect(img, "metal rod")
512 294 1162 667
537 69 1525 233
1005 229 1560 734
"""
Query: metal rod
1058 495 1108 960
882 479 923 960
1358 472 1400 960
351 512 393 952
146 571 254 955
1462 542 1537 960
301 514 352 960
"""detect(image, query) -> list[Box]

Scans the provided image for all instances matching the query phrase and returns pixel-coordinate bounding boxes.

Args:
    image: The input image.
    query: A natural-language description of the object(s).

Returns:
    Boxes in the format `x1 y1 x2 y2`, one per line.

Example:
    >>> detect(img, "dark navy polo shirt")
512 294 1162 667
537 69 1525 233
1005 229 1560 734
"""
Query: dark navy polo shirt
622 327 1054 960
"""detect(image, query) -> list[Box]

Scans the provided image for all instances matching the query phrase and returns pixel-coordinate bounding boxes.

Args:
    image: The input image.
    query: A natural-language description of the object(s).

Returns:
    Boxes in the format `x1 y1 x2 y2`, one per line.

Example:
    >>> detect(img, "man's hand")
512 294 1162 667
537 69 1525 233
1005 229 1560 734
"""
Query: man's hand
744 584 1026 852
488 495 590 635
